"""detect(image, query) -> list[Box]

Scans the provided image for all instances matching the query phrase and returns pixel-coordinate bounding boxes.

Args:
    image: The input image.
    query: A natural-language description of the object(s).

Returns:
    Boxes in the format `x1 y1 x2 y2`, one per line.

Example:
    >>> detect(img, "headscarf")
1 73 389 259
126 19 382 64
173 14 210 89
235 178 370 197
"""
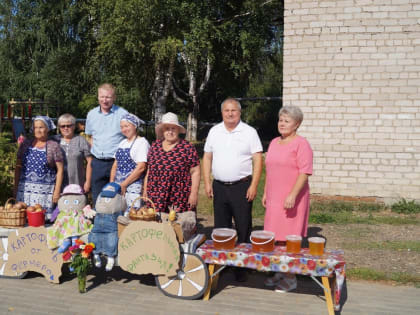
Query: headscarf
120 113 145 129
32 115 56 131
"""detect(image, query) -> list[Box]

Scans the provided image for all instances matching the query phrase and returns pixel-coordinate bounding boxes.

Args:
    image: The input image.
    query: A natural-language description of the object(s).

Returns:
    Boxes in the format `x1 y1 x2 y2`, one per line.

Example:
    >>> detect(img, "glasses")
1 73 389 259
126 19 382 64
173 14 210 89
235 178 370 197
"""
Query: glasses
59 124 74 129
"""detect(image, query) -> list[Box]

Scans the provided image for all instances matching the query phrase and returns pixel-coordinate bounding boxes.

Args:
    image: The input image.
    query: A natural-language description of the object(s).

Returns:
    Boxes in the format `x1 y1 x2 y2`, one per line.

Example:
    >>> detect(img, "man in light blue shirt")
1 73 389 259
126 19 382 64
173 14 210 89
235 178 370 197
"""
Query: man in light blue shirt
85 83 128 204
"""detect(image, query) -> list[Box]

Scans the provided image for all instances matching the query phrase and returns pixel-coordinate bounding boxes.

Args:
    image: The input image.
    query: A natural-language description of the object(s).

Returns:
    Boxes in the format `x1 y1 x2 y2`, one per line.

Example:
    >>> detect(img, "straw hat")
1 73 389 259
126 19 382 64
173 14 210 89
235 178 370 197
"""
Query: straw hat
155 112 186 139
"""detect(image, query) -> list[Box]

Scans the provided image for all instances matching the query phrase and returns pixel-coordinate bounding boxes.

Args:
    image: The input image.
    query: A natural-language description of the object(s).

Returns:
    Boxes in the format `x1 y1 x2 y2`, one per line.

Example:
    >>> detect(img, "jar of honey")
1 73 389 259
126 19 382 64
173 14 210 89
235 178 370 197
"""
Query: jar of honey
286 235 302 254
211 228 237 250
250 230 275 253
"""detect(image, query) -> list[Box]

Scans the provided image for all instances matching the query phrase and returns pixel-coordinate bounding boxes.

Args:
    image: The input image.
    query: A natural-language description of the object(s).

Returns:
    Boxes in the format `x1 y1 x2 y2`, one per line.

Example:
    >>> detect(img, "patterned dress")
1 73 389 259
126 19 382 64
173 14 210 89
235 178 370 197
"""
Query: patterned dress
147 139 199 213
17 146 58 214
47 204 93 249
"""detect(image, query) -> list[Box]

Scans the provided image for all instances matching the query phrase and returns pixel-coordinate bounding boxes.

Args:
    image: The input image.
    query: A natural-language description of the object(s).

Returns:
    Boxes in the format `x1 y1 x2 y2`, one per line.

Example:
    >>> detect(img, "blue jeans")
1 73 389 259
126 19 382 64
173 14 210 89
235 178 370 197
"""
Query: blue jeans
88 212 121 257
91 157 115 206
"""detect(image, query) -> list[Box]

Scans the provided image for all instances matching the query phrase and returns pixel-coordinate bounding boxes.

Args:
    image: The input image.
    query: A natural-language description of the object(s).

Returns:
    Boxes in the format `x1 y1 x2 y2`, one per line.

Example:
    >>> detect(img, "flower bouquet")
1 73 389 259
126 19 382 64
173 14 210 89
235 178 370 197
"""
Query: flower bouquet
62 239 95 293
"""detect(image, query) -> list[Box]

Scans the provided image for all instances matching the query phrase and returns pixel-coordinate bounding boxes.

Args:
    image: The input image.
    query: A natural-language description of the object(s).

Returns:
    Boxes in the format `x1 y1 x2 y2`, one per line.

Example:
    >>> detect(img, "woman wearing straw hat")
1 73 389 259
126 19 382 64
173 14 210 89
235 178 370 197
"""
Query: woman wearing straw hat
14 116 64 220
110 113 150 215
145 112 200 213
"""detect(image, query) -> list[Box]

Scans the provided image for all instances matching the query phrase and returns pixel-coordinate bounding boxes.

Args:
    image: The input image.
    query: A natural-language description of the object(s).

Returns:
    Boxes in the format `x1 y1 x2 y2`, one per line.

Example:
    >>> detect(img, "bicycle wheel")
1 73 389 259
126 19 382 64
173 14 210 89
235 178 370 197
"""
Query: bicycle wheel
155 252 208 300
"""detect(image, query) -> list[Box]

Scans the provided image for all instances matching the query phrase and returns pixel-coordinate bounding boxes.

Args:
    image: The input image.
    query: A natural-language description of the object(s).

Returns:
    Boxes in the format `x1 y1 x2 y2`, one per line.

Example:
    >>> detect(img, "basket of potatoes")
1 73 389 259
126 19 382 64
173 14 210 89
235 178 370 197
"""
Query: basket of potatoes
128 196 157 222
0 198 27 228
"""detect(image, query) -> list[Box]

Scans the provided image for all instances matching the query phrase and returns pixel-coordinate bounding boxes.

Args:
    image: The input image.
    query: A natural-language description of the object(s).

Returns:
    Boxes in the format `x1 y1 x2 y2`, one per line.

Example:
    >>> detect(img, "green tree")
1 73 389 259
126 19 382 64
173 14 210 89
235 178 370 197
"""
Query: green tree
0 0 96 112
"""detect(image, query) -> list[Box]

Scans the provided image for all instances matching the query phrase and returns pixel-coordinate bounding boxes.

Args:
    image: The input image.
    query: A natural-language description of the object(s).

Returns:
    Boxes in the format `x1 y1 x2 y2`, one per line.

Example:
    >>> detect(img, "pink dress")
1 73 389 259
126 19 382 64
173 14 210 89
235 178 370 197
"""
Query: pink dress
264 135 313 241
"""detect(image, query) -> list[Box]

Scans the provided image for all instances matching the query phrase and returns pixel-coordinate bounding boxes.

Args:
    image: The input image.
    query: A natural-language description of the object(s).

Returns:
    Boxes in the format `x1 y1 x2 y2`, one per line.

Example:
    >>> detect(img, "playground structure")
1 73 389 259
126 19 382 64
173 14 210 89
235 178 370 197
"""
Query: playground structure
0 99 60 141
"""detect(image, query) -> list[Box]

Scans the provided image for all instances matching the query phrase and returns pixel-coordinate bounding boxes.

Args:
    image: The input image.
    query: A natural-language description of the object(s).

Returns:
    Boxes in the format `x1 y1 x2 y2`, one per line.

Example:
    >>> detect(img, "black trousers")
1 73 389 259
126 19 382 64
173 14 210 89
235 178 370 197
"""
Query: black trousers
91 157 115 206
213 180 253 244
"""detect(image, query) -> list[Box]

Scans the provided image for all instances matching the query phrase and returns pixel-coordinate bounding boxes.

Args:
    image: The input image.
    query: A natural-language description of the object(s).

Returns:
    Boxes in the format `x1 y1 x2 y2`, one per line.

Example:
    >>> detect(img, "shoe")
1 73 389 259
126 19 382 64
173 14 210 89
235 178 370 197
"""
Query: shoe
264 273 284 287
105 257 115 272
275 275 297 293
93 254 102 268
234 269 248 282
57 239 71 253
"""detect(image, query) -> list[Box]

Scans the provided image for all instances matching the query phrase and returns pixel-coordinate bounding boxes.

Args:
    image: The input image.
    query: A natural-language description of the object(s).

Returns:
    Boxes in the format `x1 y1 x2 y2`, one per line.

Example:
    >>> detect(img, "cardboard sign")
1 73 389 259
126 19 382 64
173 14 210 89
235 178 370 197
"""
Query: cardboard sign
118 221 180 277
5 226 63 283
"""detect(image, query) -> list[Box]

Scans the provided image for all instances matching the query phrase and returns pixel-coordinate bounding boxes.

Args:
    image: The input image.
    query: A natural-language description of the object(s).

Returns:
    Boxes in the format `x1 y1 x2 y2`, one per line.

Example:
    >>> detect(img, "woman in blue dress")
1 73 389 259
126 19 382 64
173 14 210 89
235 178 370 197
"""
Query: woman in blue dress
110 113 149 215
14 116 64 220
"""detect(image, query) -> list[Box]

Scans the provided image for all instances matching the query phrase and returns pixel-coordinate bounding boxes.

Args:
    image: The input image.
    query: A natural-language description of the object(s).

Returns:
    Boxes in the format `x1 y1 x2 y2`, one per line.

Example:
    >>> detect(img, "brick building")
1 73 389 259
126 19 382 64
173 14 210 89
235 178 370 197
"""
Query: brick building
282 0 420 202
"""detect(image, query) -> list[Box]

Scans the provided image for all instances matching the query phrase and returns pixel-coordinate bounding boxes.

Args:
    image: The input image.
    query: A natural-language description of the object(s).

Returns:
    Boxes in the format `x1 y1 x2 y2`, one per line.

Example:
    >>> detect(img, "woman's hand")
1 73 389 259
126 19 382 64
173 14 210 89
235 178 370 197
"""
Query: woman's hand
83 181 90 193
52 190 60 203
262 192 266 207
120 183 127 196
284 193 296 209
188 192 198 208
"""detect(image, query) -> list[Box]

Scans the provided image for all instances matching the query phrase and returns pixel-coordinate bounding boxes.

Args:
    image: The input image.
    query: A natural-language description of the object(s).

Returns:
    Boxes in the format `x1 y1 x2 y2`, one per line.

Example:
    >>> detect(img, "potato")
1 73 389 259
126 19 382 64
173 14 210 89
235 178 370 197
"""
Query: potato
147 208 155 215
34 204 42 210
27 206 35 212
5 203 13 210
17 201 27 209
35 208 43 213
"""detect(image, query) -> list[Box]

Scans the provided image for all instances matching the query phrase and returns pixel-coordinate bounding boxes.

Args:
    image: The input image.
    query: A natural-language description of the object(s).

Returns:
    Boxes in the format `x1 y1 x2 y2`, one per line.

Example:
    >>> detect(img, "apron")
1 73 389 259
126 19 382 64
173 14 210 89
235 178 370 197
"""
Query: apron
16 146 57 216
114 138 143 210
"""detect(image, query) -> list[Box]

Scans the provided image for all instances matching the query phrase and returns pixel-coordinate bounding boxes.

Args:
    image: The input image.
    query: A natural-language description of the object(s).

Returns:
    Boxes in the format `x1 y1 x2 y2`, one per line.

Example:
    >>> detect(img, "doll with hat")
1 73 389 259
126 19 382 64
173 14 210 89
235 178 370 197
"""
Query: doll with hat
47 184 95 252
88 182 127 271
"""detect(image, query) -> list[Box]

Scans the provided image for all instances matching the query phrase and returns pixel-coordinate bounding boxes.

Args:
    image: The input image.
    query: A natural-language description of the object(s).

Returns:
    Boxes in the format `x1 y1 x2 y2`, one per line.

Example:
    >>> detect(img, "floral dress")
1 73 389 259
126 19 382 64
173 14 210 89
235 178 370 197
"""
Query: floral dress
146 139 199 213
47 206 92 249
17 146 57 214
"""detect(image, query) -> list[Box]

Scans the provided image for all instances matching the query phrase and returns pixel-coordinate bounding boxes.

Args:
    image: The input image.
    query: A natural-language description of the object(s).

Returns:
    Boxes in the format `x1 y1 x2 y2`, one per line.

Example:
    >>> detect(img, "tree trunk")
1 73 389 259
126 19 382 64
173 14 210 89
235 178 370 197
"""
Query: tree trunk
186 106 198 142
151 61 175 125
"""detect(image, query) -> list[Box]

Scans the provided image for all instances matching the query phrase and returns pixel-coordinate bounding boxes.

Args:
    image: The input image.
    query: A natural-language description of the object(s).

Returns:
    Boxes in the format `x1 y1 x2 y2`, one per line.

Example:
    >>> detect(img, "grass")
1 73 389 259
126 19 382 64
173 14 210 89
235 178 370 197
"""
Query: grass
347 267 420 287
340 240 420 252
308 210 420 225
198 171 420 225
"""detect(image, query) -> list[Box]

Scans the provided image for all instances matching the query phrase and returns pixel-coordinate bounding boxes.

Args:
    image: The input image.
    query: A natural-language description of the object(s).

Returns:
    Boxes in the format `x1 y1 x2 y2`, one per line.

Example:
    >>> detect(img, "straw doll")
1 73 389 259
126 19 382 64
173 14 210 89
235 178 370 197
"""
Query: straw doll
47 184 95 252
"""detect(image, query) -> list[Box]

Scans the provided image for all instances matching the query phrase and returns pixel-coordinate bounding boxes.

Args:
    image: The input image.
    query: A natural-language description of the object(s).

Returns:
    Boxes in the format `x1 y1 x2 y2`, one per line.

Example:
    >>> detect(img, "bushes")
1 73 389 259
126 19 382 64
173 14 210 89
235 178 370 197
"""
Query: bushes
0 132 17 203
391 199 420 214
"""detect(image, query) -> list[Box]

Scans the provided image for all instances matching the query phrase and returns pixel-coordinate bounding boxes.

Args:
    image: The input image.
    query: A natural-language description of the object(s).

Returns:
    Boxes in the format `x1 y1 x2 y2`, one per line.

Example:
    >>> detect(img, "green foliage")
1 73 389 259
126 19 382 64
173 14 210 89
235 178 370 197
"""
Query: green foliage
0 133 17 203
70 254 91 277
391 199 420 214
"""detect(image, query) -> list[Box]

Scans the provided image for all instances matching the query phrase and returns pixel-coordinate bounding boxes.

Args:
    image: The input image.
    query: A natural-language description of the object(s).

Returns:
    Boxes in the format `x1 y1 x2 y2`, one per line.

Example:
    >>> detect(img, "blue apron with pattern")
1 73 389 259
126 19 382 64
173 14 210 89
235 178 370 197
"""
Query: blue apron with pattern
16 146 57 216
114 138 143 211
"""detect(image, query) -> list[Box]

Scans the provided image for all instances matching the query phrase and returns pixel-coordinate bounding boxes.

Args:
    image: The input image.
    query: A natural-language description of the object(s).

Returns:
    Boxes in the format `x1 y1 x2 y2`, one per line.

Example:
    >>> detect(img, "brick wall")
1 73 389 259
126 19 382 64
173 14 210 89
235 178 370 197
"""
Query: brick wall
283 0 420 202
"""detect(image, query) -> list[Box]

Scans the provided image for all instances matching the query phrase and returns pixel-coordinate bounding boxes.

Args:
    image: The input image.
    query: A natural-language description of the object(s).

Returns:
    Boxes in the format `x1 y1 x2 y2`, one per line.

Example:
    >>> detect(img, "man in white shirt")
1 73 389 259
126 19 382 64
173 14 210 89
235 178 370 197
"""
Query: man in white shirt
203 98 263 280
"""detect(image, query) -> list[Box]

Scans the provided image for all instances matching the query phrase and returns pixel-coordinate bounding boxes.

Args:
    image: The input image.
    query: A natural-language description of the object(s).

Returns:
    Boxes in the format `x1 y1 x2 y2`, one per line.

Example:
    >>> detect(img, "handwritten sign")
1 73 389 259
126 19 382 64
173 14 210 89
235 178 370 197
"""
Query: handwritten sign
118 221 180 277
5 227 63 283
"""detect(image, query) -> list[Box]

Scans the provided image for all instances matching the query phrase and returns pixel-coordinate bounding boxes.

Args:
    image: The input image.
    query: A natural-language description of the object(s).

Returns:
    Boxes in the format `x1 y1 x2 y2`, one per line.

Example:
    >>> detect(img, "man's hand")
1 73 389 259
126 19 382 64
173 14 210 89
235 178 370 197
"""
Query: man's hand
246 185 257 202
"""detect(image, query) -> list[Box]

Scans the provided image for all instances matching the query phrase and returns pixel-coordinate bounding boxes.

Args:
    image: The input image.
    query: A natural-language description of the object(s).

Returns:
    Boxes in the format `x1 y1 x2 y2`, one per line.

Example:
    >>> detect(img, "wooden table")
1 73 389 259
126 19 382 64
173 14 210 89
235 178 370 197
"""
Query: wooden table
196 241 346 315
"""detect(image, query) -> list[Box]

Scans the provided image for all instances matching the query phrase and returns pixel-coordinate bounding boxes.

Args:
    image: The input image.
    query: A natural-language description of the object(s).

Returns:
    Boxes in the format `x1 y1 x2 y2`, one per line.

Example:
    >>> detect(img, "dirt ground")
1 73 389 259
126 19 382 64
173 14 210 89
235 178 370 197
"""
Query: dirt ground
196 214 420 279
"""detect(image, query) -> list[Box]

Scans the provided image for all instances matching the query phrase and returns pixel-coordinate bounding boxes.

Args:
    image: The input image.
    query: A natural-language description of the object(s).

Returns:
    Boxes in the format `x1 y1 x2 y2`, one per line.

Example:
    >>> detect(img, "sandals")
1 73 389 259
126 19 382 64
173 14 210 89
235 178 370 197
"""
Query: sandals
275 275 297 293
264 273 284 287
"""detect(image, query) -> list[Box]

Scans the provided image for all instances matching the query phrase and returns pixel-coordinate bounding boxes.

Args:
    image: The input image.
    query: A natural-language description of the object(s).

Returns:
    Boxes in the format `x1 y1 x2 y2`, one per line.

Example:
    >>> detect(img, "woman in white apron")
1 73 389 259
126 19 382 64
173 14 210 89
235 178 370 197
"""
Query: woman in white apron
110 113 149 215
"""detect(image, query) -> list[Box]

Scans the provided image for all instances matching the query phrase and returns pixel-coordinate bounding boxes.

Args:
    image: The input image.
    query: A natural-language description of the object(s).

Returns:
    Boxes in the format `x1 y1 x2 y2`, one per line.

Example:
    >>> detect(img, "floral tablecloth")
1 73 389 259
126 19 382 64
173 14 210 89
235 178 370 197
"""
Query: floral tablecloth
196 241 346 309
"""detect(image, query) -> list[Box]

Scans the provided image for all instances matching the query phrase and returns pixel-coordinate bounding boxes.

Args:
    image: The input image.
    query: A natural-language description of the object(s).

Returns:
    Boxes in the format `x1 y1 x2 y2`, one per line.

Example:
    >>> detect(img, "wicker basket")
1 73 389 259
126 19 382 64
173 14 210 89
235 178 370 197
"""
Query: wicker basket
0 198 26 228
128 196 157 222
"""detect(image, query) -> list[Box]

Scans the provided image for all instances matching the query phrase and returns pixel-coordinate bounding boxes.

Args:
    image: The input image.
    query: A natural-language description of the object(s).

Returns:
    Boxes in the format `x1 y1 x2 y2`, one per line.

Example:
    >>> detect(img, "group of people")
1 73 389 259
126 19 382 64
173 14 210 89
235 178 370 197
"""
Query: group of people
13 83 313 293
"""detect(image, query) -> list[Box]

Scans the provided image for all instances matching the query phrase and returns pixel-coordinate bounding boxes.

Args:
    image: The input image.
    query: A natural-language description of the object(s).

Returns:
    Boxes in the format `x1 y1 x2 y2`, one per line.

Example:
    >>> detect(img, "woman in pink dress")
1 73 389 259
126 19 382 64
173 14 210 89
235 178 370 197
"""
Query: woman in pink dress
262 106 313 292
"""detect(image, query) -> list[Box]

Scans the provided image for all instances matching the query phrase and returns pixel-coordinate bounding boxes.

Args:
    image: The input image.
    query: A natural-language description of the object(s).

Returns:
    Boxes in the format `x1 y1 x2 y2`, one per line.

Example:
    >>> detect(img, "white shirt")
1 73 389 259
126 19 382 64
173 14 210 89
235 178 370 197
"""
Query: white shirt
114 137 150 163
204 121 262 182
